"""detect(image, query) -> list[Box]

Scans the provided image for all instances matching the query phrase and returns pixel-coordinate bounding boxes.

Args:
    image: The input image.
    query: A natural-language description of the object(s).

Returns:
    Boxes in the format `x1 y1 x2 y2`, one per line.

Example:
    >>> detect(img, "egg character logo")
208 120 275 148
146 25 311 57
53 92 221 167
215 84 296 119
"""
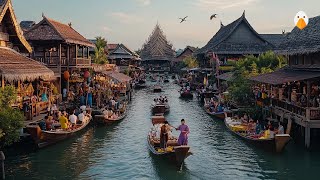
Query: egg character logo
294 11 309 30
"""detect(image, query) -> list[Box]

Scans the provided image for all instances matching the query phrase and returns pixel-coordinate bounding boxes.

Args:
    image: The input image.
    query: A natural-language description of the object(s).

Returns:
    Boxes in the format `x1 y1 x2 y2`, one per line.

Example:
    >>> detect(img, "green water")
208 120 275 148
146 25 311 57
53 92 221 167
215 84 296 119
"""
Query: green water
5 83 320 180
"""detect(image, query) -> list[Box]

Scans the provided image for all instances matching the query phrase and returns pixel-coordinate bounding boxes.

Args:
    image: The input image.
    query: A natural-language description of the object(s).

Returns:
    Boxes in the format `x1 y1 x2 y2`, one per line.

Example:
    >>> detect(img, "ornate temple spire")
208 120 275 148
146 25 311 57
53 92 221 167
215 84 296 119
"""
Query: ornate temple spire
140 23 175 61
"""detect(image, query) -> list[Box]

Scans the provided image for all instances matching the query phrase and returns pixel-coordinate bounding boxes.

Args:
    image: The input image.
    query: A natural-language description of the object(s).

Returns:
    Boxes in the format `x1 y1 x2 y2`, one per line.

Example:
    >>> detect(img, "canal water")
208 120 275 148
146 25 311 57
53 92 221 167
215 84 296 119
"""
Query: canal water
5 82 320 180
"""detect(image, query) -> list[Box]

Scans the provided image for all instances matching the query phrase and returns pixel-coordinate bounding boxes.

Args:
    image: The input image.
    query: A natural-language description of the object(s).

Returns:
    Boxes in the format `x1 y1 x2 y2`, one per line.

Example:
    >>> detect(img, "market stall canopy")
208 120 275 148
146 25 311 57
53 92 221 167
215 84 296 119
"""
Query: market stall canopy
0 47 54 81
216 72 234 81
103 71 132 83
249 69 320 85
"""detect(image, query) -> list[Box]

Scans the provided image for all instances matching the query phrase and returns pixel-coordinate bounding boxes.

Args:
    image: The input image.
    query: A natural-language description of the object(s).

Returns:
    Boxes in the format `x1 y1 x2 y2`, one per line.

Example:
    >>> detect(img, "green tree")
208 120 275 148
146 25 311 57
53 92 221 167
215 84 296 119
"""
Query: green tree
93 36 108 64
0 86 24 148
183 56 199 68
228 51 286 106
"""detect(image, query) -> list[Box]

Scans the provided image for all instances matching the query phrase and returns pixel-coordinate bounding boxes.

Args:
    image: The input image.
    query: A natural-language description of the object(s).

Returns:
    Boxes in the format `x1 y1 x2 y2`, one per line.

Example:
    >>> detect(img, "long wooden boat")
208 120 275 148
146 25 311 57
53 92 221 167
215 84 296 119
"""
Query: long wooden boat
94 107 127 124
26 115 91 148
151 103 170 114
224 115 291 153
153 85 162 92
180 91 193 99
135 82 147 89
203 105 233 119
147 115 191 168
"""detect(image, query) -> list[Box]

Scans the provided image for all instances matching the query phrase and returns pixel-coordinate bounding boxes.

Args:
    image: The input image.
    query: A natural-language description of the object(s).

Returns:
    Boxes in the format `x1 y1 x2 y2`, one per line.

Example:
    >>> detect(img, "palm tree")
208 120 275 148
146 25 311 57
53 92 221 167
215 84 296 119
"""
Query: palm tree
93 36 108 64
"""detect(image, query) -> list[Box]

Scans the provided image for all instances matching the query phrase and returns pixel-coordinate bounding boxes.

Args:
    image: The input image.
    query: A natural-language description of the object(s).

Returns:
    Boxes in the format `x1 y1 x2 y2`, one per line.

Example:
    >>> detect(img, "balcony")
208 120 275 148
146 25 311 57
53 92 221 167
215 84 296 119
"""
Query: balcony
34 57 91 68
271 98 320 120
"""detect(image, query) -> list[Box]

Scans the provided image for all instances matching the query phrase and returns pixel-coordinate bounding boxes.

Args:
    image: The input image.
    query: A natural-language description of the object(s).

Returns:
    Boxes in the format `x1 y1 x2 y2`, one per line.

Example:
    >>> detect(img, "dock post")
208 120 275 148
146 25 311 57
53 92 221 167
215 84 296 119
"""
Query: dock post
0 151 5 179
305 123 311 149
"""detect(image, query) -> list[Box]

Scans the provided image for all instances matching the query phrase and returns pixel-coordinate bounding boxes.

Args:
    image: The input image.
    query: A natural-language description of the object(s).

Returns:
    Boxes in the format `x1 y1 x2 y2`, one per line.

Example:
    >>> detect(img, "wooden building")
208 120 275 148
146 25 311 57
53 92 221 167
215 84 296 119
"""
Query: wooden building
0 0 54 119
140 24 175 73
197 11 282 67
24 15 94 88
0 0 53 82
250 15 320 148
175 46 197 62
107 43 140 67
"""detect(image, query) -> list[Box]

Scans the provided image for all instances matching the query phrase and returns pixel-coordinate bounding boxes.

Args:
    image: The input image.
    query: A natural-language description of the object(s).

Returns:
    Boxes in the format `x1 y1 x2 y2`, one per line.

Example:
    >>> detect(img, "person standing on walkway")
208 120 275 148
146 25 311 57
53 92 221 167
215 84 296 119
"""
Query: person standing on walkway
176 119 190 145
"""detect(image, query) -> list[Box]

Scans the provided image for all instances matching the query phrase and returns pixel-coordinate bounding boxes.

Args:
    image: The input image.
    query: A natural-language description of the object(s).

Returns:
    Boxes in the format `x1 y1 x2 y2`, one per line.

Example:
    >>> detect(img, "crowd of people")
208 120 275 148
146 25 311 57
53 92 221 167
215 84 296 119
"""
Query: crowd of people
39 105 90 131
205 97 225 113
228 114 285 139
153 96 168 105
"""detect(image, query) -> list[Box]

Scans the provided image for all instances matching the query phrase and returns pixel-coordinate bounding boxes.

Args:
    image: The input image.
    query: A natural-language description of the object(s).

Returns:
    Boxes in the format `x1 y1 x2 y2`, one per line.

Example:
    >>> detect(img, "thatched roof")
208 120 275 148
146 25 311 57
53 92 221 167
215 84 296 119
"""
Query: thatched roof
197 11 274 55
0 0 32 53
277 15 320 55
24 16 94 47
249 69 320 85
0 47 54 81
103 71 132 83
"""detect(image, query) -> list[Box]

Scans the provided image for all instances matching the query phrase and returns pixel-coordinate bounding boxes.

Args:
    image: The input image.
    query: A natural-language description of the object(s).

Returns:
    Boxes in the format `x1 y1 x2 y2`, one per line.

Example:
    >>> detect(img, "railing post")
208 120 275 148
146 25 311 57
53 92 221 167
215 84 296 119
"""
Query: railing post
0 151 5 180
306 108 310 120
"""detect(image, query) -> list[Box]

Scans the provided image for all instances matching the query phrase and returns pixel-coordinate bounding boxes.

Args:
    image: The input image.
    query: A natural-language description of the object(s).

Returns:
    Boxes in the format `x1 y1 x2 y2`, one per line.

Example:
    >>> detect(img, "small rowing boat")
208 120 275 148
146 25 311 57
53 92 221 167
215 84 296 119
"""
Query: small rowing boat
26 115 91 148
153 85 162 92
147 115 191 168
180 90 193 99
224 114 291 153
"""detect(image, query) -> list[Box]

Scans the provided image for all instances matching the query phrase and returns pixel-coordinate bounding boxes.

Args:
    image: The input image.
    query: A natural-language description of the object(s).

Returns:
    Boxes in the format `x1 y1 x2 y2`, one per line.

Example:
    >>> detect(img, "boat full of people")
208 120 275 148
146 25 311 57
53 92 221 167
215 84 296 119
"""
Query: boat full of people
151 96 170 114
224 112 291 153
180 86 193 99
94 100 128 124
203 97 231 119
26 106 92 148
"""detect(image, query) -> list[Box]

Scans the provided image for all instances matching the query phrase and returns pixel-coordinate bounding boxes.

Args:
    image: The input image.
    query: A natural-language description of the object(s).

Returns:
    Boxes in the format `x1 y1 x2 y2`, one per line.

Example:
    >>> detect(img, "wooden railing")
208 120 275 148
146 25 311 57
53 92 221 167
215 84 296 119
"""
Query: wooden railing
34 57 91 67
309 108 320 120
271 98 307 117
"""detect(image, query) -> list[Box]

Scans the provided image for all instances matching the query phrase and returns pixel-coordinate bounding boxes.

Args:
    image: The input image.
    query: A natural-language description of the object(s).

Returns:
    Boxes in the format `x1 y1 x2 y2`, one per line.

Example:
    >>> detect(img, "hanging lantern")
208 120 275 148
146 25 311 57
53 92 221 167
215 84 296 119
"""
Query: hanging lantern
63 71 70 80
84 71 90 78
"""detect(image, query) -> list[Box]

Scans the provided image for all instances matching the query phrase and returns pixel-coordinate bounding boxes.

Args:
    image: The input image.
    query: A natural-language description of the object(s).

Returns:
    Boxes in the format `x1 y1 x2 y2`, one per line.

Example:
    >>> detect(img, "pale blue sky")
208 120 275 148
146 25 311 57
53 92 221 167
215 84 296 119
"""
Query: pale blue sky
13 0 319 51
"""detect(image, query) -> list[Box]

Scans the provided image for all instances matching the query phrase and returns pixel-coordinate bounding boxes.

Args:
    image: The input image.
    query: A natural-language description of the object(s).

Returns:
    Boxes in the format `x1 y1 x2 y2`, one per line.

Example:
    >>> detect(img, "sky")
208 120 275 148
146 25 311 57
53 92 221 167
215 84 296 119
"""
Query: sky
12 0 320 51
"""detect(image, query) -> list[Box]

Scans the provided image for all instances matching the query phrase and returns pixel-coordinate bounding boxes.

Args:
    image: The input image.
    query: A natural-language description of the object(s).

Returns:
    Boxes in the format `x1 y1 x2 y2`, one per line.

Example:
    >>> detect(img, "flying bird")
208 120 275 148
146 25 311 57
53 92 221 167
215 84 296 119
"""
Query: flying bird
210 14 217 20
179 16 188 23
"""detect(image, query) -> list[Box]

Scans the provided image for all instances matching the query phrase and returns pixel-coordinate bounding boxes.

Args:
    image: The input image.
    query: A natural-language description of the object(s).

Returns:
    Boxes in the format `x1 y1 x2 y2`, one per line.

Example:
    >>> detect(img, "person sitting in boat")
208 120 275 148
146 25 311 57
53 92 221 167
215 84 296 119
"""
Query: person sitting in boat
39 116 47 131
277 122 284 134
80 105 87 115
69 110 78 128
160 121 171 149
269 127 275 139
111 112 118 120
255 120 263 135
59 111 69 130
78 110 85 125
187 85 190 91
45 116 54 130
175 119 190 146
217 104 223 112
